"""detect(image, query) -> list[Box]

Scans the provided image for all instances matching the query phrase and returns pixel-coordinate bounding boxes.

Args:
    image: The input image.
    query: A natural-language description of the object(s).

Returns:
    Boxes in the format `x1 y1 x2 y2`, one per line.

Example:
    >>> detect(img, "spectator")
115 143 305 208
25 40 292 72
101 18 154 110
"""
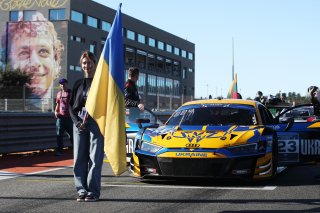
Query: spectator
54 78 73 156
69 51 104 202
254 91 266 105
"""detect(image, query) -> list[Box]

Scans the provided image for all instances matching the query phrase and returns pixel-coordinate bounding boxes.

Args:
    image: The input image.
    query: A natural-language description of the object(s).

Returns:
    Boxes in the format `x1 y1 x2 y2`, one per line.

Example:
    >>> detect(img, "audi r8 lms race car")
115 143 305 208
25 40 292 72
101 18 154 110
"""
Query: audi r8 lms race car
130 99 320 180
125 107 163 161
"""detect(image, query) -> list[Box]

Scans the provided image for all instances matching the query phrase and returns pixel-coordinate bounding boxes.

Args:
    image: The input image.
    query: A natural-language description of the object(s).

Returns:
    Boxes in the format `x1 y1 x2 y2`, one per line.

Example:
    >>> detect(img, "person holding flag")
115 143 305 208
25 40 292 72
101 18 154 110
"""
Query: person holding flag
69 50 104 202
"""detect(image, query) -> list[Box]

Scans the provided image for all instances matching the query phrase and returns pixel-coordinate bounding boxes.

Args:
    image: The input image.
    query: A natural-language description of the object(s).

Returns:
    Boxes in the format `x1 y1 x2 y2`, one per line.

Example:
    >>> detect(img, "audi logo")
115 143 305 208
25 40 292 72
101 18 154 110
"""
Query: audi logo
185 143 200 148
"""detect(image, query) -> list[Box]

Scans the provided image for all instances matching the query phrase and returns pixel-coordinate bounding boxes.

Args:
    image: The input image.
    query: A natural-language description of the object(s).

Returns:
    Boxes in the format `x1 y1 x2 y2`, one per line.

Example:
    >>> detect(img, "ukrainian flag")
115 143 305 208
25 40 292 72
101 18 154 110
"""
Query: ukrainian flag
85 4 126 176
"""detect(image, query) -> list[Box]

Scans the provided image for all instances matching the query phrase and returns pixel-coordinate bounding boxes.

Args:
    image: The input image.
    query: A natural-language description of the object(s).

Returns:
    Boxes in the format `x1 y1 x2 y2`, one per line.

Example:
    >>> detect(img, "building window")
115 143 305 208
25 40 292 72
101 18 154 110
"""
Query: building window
147 53 155 71
173 61 181 77
157 41 164 50
188 68 193 72
9 11 19 21
23 10 36 21
49 9 65 20
102 21 111 32
174 47 180 56
136 50 147 69
166 44 172 53
70 35 85 43
125 47 135 66
89 41 97 54
182 67 186 79
75 66 82 72
137 72 146 94
137 34 145 44
127 30 135 40
165 59 172 74
165 78 173 96
156 56 164 72
69 65 75 71
87 16 98 28
101 38 106 50
71 10 83 23
173 80 180 97
148 37 155 47
147 74 157 95
181 50 187 58
157 76 165 95
188 52 194 60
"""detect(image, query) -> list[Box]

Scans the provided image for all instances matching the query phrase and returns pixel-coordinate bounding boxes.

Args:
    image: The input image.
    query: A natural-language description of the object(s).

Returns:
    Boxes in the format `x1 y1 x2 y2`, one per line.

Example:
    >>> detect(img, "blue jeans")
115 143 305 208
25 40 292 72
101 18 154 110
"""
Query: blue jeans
73 117 104 198
56 116 73 153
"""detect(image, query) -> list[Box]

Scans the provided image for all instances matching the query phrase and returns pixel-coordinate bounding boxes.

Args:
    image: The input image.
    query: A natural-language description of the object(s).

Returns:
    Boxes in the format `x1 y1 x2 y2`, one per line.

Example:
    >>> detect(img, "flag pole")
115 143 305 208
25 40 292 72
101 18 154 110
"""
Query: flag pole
232 37 234 81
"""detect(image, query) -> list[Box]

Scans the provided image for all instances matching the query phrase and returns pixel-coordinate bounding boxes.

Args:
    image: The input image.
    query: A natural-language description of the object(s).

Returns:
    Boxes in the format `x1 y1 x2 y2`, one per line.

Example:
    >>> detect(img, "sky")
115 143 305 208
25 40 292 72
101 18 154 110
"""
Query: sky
93 0 320 99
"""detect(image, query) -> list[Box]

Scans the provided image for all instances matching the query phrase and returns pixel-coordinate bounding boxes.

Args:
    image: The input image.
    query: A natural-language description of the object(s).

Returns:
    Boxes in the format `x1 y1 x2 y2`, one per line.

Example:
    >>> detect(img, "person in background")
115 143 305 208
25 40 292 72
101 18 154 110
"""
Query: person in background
54 78 73 156
254 91 266 105
69 51 104 202
124 67 144 122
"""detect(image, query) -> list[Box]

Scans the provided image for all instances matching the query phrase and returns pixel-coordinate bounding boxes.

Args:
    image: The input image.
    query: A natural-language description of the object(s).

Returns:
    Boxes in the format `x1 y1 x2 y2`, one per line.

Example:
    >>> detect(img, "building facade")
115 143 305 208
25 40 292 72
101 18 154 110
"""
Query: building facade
0 0 195 111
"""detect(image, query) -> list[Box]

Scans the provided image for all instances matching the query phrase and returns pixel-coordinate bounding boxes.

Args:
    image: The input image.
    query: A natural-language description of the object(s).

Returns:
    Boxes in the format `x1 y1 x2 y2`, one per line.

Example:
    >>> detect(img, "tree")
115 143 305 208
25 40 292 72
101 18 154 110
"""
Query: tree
0 66 31 99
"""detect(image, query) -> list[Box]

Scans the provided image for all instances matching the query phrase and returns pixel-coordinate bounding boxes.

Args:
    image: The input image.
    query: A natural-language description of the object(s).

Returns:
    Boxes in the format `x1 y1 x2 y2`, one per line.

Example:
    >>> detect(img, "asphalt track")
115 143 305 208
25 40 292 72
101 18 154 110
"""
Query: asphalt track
0 149 320 213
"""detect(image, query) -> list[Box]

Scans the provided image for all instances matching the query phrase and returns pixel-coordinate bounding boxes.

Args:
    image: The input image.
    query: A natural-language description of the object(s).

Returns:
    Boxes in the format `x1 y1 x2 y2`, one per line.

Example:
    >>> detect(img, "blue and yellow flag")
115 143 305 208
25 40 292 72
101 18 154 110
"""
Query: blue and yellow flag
85 4 126 176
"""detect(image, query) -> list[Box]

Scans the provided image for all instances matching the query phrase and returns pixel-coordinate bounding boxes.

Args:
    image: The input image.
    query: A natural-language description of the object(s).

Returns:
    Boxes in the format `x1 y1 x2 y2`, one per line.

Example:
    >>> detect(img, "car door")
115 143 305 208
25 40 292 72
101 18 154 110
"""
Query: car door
271 104 320 166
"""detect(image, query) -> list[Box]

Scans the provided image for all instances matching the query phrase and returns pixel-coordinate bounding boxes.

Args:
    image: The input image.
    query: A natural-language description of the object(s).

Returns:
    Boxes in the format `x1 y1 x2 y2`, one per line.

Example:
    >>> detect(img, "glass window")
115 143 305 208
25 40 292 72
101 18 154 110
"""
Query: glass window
165 78 173 96
102 21 111 32
125 47 135 66
174 47 180 56
147 74 157 95
148 37 155 47
181 50 187 58
49 9 65 20
188 52 194 60
173 61 180 77
156 56 164 72
165 59 172 73
87 16 98 28
138 34 145 44
75 66 82 72
69 65 75 71
23 10 36 21
137 72 146 94
173 80 180 97
89 41 97 54
127 30 135 40
182 67 186 79
157 76 165 95
158 41 164 50
188 68 193 72
147 54 155 71
101 38 106 50
9 11 19 21
137 50 147 69
166 44 172 53
71 10 83 23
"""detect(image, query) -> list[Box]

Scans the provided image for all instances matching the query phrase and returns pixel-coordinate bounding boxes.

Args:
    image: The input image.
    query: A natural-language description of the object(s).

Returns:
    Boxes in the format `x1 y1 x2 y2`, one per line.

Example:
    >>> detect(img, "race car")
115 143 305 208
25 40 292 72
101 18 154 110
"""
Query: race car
125 107 163 162
130 99 279 180
130 99 320 180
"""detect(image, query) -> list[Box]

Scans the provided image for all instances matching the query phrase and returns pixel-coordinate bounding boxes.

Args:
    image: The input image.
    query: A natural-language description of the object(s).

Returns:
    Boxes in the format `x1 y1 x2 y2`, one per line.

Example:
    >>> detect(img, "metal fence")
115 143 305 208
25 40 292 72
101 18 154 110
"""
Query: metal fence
0 98 54 112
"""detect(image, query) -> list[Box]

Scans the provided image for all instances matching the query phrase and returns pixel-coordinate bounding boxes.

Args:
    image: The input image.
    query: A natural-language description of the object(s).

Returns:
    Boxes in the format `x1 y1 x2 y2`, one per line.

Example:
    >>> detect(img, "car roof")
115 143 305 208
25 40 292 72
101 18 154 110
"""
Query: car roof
182 99 258 108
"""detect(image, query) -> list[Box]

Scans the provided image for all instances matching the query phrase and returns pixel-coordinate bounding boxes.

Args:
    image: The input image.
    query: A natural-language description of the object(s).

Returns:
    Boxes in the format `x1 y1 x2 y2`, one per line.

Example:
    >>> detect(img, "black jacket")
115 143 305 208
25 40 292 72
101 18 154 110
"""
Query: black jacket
69 78 93 126
124 79 140 107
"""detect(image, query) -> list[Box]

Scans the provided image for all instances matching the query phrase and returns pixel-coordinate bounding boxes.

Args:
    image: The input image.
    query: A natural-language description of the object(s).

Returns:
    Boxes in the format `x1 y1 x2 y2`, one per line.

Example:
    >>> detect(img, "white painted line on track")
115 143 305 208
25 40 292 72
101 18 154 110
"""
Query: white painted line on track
0 166 73 181
102 183 277 191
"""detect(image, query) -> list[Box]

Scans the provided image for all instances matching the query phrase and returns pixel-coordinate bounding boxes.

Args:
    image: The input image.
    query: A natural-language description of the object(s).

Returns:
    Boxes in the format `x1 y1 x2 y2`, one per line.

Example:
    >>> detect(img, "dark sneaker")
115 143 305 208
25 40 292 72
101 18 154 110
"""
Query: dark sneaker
85 195 98 202
76 194 86 202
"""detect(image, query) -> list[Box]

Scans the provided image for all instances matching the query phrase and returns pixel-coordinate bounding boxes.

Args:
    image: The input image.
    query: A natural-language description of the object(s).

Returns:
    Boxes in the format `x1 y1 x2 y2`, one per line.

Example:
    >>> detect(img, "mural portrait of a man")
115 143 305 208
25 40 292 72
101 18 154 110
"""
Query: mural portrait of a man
2 11 64 99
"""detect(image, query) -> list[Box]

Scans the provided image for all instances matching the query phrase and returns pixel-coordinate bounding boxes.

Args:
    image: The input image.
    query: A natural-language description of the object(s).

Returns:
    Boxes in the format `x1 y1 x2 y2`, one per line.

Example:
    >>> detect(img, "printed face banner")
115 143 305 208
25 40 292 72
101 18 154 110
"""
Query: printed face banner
1 11 67 100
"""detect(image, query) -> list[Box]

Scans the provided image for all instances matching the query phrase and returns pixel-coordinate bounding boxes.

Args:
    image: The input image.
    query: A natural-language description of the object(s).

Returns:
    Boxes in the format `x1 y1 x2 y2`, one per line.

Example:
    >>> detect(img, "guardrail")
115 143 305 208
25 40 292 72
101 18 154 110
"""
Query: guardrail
0 113 71 154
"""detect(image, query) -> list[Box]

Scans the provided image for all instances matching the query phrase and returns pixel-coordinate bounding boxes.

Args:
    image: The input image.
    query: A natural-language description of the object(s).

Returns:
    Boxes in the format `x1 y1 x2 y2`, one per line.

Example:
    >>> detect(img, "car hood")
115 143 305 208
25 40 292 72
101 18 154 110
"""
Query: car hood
142 125 264 148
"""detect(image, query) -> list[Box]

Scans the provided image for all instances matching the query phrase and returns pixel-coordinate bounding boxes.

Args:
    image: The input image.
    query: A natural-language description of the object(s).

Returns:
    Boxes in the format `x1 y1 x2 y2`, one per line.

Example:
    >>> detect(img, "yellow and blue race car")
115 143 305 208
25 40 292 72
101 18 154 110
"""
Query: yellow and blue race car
130 99 320 180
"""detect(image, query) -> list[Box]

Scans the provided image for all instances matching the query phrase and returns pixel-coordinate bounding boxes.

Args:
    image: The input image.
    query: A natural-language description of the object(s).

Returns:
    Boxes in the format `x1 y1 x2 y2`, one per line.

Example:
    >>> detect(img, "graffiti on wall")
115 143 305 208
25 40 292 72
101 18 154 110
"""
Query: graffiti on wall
0 0 68 11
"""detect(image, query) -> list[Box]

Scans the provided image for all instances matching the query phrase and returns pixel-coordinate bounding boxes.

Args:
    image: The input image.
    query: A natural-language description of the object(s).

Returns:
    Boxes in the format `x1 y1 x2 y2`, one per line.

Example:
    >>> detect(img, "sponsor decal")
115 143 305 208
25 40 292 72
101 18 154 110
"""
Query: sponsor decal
126 138 134 154
175 152 208 157
300 139 320 155
185 143 200 148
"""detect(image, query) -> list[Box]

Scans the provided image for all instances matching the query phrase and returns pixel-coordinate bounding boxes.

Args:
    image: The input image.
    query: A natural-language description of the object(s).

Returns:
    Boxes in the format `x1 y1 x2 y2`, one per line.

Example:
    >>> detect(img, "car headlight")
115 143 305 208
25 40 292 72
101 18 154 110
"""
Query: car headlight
140 142 162 153
227 143 258 154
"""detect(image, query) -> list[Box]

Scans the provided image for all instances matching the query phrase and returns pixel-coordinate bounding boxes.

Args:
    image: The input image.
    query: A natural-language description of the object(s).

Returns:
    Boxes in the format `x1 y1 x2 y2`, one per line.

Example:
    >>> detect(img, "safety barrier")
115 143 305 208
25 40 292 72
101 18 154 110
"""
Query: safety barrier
0 113 71 154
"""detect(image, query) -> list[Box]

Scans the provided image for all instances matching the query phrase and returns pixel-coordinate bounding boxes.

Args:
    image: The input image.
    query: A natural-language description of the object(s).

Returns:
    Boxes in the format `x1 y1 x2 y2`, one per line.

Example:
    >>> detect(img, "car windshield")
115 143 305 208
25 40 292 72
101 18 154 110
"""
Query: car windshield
125 107 162 125
166 105 256 126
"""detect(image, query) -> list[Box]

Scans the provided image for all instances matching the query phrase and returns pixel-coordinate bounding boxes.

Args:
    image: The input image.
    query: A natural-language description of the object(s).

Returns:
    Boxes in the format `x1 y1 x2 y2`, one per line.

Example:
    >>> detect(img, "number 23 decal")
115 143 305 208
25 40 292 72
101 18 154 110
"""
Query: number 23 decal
278 140 299 153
